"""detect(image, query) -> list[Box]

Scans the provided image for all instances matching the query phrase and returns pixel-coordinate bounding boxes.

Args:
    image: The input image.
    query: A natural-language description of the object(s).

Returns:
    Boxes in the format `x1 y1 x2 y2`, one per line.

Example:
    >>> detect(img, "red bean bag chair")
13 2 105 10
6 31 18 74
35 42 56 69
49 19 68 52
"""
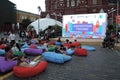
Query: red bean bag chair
0 44 6 49
63 43 71 48
71 42 80 47
13 61 48 78
74 48 87 56
29 44 37 49
48 41 55 45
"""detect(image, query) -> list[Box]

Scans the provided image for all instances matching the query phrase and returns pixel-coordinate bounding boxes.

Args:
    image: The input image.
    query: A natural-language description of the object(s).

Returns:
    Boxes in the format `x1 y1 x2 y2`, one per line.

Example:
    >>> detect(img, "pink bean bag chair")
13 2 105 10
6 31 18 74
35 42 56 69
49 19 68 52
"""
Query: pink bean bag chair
13 61 48 78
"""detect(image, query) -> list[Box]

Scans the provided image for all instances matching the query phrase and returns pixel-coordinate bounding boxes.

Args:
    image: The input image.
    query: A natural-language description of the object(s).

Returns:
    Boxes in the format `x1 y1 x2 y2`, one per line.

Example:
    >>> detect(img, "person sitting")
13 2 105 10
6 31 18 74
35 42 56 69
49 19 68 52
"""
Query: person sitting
11 42 21 52
109 37 115 49
5 45 18 61
17 55 40 67
65 39 69 44
57 36 62 42
55 45 66 54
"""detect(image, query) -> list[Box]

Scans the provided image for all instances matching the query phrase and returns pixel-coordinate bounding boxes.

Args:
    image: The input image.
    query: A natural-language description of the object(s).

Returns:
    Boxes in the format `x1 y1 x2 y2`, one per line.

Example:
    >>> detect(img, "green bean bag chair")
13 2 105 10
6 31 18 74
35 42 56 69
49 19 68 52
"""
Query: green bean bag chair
13 51 24 56
48 46 55 51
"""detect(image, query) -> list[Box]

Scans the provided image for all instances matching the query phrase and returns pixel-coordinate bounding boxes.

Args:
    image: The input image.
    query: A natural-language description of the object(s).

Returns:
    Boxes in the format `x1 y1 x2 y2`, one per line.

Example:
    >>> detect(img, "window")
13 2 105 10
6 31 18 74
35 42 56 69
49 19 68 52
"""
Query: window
59 0 63 1
67 0 69 7
71 0 75 7
77 0 81 6
93 9 96 12
93 0 97 4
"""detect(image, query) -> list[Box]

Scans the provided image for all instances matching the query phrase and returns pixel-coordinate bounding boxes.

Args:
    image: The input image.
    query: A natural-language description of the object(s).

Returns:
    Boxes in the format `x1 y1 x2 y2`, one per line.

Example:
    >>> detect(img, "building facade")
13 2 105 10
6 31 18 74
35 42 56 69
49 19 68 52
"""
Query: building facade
45 0 118 24
16 10 39 30
0 0 16 32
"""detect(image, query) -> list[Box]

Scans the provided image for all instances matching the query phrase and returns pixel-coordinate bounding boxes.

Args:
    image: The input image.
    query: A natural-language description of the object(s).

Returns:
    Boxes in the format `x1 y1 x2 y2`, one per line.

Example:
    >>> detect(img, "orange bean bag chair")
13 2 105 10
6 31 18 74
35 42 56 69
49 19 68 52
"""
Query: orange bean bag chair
74 48 87 56
13 61 48 78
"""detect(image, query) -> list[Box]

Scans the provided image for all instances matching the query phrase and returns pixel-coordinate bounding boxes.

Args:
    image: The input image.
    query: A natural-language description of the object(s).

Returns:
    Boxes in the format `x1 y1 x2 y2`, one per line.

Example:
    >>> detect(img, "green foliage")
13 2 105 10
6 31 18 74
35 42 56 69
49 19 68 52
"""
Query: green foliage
21 19 32 29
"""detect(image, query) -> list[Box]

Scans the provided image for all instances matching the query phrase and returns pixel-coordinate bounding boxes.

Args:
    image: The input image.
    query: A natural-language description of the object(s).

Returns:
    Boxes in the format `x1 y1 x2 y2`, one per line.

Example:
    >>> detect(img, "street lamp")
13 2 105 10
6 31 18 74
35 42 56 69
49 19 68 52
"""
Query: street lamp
116 0 119 35
108 8 116 25
38 6 42 35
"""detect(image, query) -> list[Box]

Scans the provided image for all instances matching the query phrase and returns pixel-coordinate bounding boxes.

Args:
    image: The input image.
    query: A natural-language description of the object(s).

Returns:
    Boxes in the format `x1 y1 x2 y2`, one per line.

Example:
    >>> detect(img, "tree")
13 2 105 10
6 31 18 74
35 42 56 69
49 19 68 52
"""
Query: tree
108 0 120 3
21 19 32 30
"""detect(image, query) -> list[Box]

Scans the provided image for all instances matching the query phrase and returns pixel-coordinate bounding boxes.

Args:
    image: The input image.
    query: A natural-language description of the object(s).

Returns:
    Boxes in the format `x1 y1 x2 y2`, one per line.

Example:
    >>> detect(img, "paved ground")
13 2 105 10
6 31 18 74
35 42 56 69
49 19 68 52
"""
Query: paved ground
3 45 120 80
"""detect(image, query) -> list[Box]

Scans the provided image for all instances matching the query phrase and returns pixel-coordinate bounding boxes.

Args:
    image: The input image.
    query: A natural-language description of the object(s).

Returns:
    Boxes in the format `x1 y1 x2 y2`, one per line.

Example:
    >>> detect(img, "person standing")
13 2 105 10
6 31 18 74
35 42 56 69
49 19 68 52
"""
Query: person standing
9 31 16 45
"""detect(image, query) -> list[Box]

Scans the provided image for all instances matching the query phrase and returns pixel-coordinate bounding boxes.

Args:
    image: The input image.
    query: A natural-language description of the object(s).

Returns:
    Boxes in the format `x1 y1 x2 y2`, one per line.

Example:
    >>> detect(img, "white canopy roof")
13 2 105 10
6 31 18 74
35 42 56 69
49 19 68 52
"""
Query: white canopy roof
27 18 62 34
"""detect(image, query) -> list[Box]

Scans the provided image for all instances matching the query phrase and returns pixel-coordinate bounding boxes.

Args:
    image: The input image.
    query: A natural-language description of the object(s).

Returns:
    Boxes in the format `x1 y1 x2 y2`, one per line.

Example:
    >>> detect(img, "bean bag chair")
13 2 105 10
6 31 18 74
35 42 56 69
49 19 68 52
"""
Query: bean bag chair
0 49 5 56
40 41 46 44
42 52 72 63
24 48 43 55
48 46 55 51
0 44 6 49
48 41 55 45
0 57 17 73
21 48 29 53
82 45 96 51
74 48 87 56
66 49 74 55
21 43 29 48
71 42 80 47
63 43 71 48
30 39 38 44
29 44 37 49
55 41 62 46
37 45 46 50
13 51 24 56
13 61 48 78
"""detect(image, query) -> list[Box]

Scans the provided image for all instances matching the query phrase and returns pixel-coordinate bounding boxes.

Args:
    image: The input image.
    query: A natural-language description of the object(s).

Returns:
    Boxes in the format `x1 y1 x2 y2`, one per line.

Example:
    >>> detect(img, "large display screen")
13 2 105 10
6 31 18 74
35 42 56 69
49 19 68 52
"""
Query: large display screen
62 13 107 39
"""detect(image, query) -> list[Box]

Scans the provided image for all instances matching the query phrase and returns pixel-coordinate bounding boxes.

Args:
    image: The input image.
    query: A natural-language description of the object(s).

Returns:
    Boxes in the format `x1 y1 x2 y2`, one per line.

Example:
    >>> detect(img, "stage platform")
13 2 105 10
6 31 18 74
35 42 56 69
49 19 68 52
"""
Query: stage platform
50 38 103 46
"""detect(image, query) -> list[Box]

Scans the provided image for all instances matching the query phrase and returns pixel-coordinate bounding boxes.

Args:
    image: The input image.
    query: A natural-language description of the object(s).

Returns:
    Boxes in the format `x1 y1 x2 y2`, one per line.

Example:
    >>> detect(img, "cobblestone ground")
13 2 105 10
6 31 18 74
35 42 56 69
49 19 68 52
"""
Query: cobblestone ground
4 45 120 80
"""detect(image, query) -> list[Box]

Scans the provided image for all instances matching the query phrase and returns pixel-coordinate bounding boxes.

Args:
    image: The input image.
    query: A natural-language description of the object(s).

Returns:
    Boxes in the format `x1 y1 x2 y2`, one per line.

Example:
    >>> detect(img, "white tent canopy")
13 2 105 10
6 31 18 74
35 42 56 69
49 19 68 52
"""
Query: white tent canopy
27 18 62 34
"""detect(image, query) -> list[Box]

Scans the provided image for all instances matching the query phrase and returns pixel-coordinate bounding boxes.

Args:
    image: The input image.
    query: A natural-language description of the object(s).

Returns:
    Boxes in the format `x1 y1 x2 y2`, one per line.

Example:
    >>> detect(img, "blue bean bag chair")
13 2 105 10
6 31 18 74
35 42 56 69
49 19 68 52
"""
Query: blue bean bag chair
37 45 46 50
30 39 38 44
0 57 17 73
66 49 74 55
0 49 5 56
24 48 43 55
81 45 96 51
42 52 72 63
55 42 62 46
21 43 29 48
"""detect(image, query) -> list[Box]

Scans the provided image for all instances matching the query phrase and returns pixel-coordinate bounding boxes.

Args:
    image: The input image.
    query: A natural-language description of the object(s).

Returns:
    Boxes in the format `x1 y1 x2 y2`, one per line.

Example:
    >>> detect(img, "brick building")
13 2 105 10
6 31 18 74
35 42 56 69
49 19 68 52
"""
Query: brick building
43 0 118 24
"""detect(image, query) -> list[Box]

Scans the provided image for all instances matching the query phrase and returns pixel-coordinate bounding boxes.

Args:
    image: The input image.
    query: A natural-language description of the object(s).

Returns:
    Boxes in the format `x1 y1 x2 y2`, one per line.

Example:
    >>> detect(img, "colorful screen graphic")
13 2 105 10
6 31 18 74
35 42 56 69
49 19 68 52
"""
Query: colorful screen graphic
62 13 107 39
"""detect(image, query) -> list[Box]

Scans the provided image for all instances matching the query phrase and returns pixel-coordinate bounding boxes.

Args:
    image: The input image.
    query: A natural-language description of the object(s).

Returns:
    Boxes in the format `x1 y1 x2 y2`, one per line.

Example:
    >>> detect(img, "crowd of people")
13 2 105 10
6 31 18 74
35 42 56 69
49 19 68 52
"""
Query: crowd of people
102 30 119 49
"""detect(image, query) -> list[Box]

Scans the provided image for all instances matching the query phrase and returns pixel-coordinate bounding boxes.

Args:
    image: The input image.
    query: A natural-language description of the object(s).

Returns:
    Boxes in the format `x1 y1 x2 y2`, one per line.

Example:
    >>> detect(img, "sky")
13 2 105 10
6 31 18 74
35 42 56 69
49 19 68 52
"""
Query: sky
9 0 45 14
